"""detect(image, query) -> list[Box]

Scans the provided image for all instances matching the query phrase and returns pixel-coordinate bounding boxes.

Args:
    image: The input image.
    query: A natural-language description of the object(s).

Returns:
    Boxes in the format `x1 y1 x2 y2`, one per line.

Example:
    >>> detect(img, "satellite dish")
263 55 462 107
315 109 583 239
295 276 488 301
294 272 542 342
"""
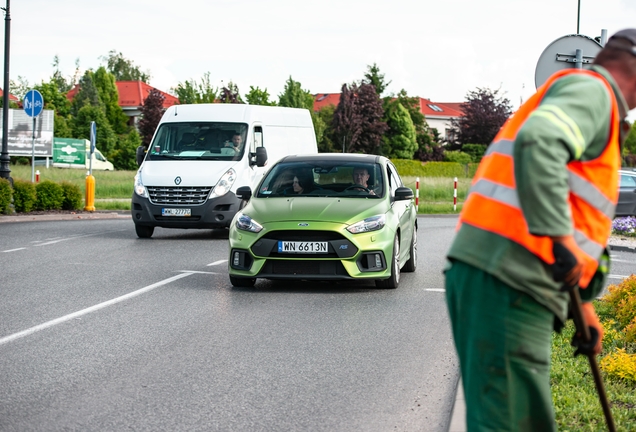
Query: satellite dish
534 34 602 89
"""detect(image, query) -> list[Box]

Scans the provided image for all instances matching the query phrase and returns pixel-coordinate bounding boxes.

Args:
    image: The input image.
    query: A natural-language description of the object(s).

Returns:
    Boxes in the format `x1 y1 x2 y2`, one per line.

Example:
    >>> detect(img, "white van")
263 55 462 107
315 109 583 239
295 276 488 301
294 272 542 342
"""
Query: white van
131 104 318 238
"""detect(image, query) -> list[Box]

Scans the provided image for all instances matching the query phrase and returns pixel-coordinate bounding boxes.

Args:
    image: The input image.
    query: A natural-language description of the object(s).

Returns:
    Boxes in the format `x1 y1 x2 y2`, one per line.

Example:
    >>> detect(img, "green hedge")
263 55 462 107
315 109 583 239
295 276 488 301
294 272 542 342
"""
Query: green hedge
60 181 83 210
0 178 11 214
35 180 65 210
391 159 478 178
12 179 37 212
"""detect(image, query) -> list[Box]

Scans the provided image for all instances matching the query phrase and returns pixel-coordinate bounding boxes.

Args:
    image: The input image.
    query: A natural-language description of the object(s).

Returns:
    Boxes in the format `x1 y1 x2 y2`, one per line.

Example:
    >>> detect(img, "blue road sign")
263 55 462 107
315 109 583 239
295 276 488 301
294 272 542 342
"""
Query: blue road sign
90 121 96 153
24 89 44 117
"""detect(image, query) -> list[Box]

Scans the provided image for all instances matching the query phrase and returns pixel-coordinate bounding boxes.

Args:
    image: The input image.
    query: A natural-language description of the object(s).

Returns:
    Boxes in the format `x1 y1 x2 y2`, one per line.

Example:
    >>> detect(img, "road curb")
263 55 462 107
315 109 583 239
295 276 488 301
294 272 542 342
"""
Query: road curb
0 211 130 223
610 244 636 253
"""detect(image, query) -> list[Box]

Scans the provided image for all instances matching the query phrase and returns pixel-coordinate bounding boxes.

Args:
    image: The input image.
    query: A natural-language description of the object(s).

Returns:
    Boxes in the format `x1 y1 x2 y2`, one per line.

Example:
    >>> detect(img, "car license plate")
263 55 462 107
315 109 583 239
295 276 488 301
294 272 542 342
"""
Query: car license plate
278 241 328 253
162 208 191 217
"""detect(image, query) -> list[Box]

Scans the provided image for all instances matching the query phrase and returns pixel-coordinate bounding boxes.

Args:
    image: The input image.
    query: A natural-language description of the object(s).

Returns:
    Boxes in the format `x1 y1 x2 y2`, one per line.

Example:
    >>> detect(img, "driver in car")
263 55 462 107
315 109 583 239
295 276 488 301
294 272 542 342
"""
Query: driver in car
351 167 376 195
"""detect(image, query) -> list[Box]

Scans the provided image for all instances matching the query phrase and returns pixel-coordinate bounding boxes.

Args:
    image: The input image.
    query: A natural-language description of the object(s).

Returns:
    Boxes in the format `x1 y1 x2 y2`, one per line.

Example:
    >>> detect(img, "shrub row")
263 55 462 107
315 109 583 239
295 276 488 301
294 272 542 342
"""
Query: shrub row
0 179 83 214
392 159 478 178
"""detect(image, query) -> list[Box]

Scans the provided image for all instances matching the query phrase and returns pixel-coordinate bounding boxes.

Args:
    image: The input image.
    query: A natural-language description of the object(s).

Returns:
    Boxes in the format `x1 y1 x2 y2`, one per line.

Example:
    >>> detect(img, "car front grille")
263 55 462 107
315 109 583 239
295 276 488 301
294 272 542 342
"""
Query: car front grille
260 260 349 278
147 186 212 205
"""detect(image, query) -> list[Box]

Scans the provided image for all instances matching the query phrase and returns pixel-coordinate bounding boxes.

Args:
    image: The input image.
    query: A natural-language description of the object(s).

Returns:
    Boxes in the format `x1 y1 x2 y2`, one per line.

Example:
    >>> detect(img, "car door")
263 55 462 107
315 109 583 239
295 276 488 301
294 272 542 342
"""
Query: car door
387 163 414 262
617 173 636 216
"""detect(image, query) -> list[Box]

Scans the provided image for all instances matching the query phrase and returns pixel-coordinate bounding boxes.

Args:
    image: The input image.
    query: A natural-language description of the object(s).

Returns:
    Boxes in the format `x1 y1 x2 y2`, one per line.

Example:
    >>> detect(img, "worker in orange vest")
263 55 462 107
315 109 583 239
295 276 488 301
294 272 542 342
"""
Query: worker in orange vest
445 29 636 431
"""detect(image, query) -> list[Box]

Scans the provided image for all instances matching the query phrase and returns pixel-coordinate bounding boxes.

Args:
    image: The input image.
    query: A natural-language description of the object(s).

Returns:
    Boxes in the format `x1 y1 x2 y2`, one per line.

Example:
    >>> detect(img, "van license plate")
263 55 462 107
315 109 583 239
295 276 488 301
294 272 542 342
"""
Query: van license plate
278 241 328 253
162 208 191 217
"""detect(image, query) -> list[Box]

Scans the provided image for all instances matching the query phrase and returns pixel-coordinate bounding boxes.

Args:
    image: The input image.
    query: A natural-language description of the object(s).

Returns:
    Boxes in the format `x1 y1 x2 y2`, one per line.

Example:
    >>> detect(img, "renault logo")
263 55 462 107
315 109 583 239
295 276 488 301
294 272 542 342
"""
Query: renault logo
298 223 309 227
174 176 182 185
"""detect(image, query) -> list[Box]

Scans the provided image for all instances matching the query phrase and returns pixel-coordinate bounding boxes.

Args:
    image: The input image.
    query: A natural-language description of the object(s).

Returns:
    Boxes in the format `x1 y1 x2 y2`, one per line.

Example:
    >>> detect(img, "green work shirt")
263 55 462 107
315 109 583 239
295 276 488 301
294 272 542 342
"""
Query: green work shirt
447 66 630 323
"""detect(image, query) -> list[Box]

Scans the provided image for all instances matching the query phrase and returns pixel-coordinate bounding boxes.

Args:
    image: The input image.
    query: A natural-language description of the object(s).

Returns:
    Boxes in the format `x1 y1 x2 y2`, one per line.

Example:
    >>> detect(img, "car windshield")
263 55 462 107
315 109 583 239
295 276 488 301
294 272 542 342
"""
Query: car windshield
257 161 384 198
145 122 248 161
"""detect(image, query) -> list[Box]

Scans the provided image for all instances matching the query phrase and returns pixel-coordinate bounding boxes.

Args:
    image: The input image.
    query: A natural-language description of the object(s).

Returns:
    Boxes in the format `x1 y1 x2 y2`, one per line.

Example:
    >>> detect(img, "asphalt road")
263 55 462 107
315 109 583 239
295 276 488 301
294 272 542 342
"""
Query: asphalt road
0 216 460 432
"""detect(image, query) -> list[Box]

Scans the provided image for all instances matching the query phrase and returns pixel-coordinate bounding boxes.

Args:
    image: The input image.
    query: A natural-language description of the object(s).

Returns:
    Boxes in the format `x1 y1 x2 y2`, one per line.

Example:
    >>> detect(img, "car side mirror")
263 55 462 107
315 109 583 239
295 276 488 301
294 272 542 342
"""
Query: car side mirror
236 186 252 201
136 146 146 166
255 147 267 167
394 186 414 201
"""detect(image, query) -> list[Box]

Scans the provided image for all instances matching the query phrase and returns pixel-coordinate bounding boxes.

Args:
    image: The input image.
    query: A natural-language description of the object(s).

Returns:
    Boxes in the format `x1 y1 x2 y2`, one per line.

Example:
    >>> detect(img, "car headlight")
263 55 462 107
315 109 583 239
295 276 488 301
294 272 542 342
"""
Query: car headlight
134 172 148 198
210 168 236 198
235 212 263 233
346 214 386 234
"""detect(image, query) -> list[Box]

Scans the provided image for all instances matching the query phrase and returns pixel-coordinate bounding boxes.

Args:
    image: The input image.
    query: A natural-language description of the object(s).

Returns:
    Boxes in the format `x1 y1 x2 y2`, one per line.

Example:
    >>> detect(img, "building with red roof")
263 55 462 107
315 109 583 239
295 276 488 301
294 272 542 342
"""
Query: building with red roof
313 93 464 142
67 81 179 128
0 88 20 103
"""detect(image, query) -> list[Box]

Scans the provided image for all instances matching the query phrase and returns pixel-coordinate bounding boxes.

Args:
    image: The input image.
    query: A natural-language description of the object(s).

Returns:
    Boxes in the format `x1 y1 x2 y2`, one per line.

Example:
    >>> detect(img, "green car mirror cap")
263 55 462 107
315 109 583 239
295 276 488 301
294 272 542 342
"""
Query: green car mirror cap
236 212 263 233
346 214 386 234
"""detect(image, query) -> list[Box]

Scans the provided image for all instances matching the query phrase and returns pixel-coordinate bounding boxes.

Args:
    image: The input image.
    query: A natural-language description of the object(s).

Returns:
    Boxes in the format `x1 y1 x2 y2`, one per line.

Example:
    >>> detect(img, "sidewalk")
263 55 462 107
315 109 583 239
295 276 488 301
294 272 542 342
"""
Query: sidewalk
0 210 130 223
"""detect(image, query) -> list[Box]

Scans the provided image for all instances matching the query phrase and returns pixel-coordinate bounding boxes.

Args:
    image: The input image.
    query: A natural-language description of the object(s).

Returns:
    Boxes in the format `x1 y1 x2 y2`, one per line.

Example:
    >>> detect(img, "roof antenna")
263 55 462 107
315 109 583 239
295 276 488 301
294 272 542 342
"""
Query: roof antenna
174 105 178 116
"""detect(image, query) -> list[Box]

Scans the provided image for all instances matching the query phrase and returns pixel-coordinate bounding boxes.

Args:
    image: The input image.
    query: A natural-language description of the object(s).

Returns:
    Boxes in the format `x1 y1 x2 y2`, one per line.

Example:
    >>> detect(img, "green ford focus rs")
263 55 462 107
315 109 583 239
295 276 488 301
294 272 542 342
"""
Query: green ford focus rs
228 153 418 288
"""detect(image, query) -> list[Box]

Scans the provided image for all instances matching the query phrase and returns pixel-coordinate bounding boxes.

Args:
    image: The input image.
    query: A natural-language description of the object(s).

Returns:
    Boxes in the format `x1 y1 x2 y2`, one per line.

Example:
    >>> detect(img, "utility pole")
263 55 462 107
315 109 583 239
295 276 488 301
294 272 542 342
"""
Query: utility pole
0 0 11 185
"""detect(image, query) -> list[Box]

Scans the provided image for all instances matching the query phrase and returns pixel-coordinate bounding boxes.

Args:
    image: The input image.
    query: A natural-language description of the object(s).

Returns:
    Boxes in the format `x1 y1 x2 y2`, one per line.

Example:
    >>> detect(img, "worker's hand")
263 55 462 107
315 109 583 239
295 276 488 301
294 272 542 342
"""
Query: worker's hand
551 235 587 287
571 302 604 356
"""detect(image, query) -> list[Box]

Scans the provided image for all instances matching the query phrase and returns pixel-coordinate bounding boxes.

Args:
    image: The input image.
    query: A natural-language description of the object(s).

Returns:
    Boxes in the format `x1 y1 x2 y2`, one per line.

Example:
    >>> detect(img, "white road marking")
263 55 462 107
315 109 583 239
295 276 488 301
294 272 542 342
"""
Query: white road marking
0 272 194 346
178 270 219 274
2 248 26 253
608 274 630 279
207 260 228 266
34 230 126 247
610 259 636 264
425 288 446 292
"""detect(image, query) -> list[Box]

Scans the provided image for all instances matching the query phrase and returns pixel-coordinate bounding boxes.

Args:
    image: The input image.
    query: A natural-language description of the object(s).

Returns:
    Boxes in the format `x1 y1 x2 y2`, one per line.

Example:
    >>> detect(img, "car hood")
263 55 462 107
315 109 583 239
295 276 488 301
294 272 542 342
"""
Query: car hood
139 160 236 187
247 197 389 224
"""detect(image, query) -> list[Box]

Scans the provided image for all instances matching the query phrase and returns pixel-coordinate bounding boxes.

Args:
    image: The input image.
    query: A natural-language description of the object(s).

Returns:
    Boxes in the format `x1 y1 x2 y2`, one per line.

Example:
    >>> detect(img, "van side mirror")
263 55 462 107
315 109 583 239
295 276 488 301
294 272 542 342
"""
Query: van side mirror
136 146 146 166
236 186 252 201
394 186 414 201
255 147 267 167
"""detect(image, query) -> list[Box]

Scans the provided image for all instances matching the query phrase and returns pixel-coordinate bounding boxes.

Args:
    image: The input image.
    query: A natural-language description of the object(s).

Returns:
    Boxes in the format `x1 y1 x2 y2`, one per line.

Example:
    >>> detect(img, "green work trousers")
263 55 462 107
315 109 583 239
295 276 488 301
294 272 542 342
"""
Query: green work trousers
445 259 557 432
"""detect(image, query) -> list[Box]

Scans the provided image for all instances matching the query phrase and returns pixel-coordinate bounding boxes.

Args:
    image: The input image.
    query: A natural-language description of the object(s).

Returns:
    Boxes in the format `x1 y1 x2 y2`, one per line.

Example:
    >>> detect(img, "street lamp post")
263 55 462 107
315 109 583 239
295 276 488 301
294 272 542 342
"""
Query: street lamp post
0 0 11 185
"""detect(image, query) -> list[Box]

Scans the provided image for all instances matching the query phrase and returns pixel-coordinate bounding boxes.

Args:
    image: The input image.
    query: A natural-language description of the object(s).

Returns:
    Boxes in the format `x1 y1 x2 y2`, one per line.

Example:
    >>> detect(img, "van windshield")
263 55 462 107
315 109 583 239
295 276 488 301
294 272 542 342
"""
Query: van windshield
146 122 248 161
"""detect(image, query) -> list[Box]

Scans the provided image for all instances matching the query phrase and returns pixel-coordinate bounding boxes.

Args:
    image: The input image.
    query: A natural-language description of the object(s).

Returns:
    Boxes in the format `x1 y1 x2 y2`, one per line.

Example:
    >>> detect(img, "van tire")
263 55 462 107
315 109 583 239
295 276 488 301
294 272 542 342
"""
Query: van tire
230 276 256 287
135 224 154 238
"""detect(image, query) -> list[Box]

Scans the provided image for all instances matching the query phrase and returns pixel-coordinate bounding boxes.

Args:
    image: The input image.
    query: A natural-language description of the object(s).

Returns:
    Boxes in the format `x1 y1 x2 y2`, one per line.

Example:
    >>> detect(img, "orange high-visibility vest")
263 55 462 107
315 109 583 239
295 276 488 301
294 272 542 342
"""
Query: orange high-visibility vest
459 68 621 288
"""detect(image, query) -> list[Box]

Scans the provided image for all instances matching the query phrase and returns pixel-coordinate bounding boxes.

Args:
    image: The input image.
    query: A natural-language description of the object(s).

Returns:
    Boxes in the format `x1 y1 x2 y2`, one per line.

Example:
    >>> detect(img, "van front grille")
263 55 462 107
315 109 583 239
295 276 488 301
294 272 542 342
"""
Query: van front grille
147 186 212 205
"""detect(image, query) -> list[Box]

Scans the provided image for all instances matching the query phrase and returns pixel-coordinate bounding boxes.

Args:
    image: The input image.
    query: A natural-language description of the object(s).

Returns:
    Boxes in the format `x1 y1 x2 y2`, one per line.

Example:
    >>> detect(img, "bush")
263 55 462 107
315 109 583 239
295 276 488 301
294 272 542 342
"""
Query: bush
12 179 37 212
444 150 473 164
421 161 467 178
60 181 83 210
0 178 11 214
35 180 64 210
462 144 487 162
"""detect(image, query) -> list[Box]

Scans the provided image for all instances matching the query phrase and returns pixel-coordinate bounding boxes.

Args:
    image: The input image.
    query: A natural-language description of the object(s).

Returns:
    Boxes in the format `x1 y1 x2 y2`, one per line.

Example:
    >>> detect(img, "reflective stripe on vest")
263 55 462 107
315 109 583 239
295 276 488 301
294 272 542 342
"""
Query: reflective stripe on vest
460 68 621 288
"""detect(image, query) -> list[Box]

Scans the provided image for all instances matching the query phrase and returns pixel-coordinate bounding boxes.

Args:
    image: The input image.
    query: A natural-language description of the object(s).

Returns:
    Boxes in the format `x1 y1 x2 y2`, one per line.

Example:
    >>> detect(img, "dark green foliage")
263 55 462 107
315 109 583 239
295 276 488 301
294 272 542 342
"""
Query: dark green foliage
173 72 218 104
623 122 636 166
462 144 487 162
0 178 11 214
93 67 129 134
71 71 102 116
138 89 166 148
72 105 117 156
10 156 30 165
382 100 417 159
278 77 314 110
245 86 276 106
12 179 37 212
111 131 142 170
363 63 391 97
449 87 512 148
35 180 65 210
444 150 473 164
102 50 150 82
60 181 82 210
315 105 338 153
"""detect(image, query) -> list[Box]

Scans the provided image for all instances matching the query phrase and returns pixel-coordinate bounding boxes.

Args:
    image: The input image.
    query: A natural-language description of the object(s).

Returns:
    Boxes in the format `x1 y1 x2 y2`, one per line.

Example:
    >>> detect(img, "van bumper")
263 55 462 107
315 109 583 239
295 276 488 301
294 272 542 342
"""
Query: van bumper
130 192 240 229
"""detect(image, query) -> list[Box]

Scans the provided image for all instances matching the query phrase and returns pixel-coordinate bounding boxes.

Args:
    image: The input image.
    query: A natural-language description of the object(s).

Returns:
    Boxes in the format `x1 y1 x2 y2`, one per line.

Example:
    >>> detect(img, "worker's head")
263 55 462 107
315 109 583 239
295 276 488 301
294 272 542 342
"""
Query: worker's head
593 29 636 109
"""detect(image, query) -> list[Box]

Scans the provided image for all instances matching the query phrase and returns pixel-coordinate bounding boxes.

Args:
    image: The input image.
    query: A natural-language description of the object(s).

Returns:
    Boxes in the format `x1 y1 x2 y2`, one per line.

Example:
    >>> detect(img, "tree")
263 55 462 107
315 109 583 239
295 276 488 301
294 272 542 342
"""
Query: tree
101 50 150 82
315 104 338 153
70 71 102 116
278 76 314 110
138 89 166 149
72 105 117 156
50 55 80 93
173 72 217 104
449 87 512 148
219 81 243 103
93 66 129 134
382 100 417 159
111 130 142 170
245 86 276 106
332 82 387 154
35 80 73 138
9 75 30 101
363 63 391 97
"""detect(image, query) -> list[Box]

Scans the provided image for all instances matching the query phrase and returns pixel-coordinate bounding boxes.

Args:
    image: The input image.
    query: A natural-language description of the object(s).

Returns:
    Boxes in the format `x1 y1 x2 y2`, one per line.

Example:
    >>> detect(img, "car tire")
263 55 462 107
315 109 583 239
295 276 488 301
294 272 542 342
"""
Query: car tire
403 228 417 273
230 275 256 287
375 235 400 289
135 224 154 239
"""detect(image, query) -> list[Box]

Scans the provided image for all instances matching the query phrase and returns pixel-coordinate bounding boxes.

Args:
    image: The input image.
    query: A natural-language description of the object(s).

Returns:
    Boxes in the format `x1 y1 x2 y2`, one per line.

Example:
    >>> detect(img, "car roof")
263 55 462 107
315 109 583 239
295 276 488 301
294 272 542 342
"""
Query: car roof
277 153 384 164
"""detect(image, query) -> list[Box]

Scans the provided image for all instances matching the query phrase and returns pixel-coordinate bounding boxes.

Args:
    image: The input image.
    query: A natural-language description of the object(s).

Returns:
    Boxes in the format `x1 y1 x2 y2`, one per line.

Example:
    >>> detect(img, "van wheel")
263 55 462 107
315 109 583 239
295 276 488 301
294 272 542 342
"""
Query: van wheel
135 224 154 238
403 228 417 273
375 235 400 289
230 276 256 287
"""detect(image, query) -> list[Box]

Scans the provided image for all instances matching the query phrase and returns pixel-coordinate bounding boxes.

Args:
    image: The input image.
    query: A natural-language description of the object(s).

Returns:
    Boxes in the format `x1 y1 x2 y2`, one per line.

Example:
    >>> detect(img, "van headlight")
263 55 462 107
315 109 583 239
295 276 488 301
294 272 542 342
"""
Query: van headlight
210 168 236 198
346 215 386 234
134 172 148 198
235 212 263 233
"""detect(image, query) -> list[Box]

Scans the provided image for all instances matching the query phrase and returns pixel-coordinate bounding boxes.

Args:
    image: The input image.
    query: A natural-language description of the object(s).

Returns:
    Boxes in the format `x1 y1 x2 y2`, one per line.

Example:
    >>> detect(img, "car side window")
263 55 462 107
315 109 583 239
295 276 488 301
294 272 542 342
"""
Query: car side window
387 165 401 195
621 175 636 188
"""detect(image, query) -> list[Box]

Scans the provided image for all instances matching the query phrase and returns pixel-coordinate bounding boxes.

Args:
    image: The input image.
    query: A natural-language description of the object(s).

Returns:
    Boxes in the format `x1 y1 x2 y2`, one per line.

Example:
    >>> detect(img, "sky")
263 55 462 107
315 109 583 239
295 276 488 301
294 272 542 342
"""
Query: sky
3 0 636 114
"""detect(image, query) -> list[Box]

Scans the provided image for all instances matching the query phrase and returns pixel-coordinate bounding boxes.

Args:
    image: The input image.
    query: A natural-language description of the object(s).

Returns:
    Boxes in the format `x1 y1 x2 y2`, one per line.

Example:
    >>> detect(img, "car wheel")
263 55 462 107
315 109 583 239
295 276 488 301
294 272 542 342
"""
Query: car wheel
230 275 256 287
375 235 400 289
135 224 154 239
403 228 417 273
